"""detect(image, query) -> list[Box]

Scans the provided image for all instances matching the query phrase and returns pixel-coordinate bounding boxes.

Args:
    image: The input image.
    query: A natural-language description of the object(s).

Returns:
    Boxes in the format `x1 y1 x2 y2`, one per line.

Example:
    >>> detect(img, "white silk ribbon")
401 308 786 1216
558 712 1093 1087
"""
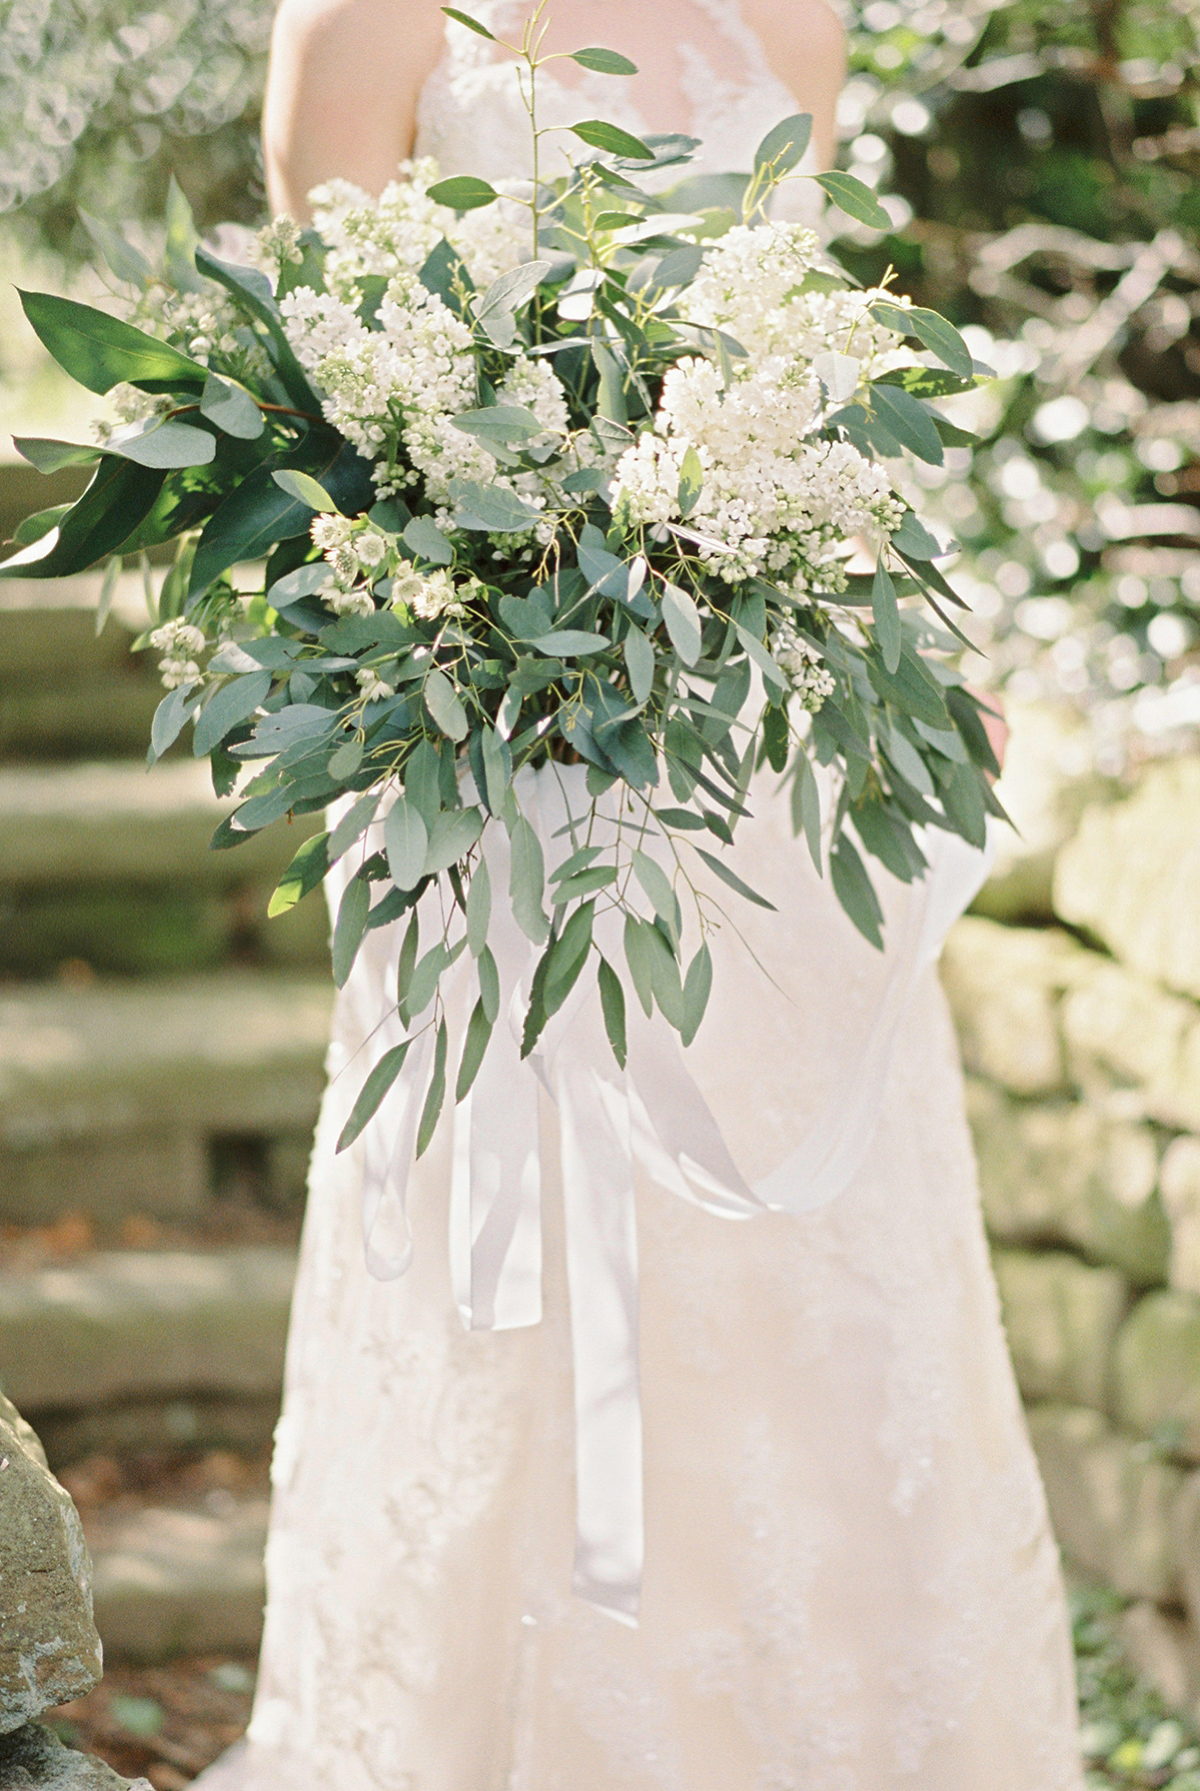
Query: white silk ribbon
344 763 992 1624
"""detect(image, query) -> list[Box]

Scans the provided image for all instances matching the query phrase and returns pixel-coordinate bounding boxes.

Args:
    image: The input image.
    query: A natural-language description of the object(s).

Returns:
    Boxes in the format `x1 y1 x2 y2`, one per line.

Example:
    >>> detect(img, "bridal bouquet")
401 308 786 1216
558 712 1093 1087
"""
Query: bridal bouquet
2 7 1002 1154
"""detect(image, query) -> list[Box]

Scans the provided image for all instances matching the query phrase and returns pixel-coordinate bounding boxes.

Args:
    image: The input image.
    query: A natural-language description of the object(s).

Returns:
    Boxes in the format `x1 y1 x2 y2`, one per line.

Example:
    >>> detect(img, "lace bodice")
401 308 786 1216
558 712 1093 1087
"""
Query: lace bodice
416 0 822 216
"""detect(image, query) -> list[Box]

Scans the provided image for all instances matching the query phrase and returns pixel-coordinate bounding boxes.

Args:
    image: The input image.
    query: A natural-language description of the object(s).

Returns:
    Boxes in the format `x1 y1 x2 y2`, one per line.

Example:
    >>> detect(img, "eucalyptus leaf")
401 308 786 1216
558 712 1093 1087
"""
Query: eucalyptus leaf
385 795 429 890
572 47 638 74
830 834 884 949
423 803 483 874
441 7 496 40
332 871 371 987
681 942 713 1047
273 468 337 512
200 373 265 440
677 445 703 518
193 670 272 757
12 437 100 474
396 910 420 1007
428 175 500 211
872 557 902 676
812 171 892 231
268 830 330 917
571 119 655 160
509 814 549 945
660 581 703 665
403 514 454 564
791 748 822 872
79 211 151 287
692 843 776 910
867 384 944 466
456 999 494 1101
466 856 491 955
424 667 469 741
624 627 654 703
623 913 655 1017
597 955 627 1068
336 1041 411 1152
108 418 216 469
416 1021 448 1158
530 629 609 656
753 113 813 177
632 850 679 946
869 302 973 378
449 479 540 532
478 943 500 1023
452 404 543 444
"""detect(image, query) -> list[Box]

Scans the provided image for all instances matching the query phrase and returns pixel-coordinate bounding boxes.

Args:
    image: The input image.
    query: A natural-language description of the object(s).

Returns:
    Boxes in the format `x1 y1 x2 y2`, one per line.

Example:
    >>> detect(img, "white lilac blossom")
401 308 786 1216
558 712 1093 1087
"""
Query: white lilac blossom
257 214 305 275
773 627 836 712
149 618 206 686
686 222 912 376
612 354 902 592
281 270 572 517
355 667 395 702
390 568 473 622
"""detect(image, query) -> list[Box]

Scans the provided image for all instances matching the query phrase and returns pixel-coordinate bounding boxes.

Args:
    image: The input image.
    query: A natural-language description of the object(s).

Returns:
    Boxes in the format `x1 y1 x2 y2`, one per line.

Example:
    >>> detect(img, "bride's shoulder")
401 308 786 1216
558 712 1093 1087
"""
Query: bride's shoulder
738 0 847 58
270 0 445 59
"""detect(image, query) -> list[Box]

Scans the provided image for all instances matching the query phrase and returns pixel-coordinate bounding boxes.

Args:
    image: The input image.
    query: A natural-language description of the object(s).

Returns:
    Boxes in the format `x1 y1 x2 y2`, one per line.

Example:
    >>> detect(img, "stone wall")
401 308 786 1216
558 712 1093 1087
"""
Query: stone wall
942 747 1200 1717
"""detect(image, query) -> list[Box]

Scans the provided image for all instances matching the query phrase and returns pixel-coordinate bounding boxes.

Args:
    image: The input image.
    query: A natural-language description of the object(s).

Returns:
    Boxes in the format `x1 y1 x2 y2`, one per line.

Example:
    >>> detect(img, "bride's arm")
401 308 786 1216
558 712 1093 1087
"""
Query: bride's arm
742 0 847 169
263 0 446 216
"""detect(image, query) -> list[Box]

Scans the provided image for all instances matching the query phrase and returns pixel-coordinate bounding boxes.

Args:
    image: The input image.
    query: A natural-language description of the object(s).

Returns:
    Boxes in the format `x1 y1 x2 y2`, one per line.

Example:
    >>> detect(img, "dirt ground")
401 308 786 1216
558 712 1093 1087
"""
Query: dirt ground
48 1656 255 1787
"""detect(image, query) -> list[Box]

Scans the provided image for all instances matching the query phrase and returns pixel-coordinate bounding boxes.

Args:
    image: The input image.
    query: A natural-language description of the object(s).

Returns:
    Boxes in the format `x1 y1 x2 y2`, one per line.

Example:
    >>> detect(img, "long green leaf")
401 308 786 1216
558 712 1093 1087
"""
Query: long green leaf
19 290 207 395
0 456 165 581
623 912 654 1017
268 830 330 917
813 171 891 230
416 1021 449 1157
336 1041 411 1152
572 46 637 74
572 119 655 159
193 670 272 757
681 942 713 1047
597 954 627 1068
428 175 499 211
13 436 101 473
692 843 776 910
456 999 494 1101
509 814 549 945
868 384 944 467
385 795 430 891
872 557 901 675
830 835 884 949
332 871 371 987
754 113 813 177
790 748 822 873
466 857 491 956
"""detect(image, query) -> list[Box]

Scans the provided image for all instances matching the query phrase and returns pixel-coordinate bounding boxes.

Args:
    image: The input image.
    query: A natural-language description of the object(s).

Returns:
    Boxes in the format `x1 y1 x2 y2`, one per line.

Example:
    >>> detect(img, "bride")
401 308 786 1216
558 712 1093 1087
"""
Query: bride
198 3 1086 1786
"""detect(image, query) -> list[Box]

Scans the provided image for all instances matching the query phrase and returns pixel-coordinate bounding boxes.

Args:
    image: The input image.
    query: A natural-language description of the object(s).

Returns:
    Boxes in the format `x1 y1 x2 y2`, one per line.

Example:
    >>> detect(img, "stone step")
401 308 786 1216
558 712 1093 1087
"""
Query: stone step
0 761 330 977
0 576 161 762
86 1497 269 1664
0 1246 296 1415
0 976 331 1223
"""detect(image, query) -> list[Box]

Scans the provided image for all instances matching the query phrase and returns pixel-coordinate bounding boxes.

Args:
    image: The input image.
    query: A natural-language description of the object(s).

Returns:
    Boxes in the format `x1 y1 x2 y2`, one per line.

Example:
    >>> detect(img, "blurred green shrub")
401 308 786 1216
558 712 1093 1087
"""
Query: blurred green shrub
829 0 1200 766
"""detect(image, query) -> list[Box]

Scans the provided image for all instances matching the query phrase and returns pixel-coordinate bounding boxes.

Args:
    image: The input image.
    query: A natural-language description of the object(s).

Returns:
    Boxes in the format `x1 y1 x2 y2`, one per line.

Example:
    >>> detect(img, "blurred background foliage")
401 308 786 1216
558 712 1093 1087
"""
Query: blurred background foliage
2 0 1200 766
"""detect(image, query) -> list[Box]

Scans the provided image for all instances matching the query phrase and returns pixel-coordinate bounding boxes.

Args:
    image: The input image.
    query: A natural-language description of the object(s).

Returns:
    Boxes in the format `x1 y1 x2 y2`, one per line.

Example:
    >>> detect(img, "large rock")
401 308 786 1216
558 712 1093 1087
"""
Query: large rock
0 1247 296 1414
1113 1290 1200 1460
991 1248 1128 1408
0 1723 148 1787
1054 757 1200 1003
941 919 1088 1096
0 1393 102 1733
1061 960 1200 1133
1027 1402 1184 1603
967 1082 1168 1283
972 701 1117 925
1160 1136 1200 1298
1171 1469 1200 1627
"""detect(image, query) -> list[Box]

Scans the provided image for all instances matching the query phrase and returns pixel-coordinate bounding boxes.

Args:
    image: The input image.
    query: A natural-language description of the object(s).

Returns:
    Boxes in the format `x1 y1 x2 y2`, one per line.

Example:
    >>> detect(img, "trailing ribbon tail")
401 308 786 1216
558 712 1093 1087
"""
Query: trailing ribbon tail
555 1031 643 1624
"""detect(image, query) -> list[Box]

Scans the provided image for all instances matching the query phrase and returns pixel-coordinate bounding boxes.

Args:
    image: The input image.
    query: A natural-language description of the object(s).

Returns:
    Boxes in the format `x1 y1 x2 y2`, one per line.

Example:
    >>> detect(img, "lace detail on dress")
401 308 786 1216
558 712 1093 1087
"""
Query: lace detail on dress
416 0 808 191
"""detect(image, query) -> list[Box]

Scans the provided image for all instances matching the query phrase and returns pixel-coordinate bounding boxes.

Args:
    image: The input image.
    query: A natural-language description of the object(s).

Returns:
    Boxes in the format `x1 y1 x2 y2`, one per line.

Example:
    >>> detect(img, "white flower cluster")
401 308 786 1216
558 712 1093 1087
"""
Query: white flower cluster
307 161 529 299
389 567 478 623
772 626 836 712
310 513 390 617
308 164 451 301
257 214 304 275
149 617 206 688
687 222 912 376
613 353 901 591
281 265 572 526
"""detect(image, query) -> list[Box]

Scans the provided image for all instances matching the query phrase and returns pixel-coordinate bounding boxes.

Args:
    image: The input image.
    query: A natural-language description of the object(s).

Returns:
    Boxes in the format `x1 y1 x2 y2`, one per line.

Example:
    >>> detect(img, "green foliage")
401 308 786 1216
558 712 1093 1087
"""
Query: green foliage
830 0 1200 764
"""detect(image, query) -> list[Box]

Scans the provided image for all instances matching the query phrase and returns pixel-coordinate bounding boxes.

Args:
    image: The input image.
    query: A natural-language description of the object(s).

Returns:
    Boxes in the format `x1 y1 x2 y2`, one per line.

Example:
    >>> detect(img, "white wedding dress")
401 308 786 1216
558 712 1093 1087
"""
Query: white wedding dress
197 6 1086 1787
